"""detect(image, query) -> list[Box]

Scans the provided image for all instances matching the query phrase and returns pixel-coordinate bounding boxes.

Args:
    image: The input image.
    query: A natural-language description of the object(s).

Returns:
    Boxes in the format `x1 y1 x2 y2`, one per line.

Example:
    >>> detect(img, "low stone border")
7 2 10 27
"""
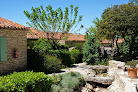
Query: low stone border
108 60 138 92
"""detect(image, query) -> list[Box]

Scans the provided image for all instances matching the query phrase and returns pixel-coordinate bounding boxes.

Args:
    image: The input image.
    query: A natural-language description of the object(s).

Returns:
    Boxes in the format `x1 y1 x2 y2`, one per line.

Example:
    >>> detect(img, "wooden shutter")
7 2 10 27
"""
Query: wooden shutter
0 37 7 61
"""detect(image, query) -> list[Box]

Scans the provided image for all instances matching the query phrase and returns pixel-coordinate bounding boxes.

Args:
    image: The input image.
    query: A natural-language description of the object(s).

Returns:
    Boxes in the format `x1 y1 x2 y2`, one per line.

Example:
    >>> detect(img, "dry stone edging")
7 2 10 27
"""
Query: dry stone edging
107 60 138 92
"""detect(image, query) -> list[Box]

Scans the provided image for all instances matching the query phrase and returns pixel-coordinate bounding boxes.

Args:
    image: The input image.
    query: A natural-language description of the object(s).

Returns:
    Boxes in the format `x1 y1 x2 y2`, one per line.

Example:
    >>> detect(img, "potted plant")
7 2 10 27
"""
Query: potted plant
126 60 138 79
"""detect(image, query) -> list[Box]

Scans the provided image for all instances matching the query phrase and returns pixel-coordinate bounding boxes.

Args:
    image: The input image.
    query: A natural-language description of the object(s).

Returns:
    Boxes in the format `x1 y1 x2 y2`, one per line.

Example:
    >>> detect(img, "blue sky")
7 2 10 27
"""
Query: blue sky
0 0 129 34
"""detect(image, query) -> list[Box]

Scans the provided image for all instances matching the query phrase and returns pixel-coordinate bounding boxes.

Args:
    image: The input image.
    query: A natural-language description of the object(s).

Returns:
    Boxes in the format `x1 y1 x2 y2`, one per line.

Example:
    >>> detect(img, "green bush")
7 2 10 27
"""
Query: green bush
51 72 86 92
70 49 82 63
44 55 62 73
57 43 69 50
27 49 62 74
48 50 73 67
0 71 52 92
61 74 80 90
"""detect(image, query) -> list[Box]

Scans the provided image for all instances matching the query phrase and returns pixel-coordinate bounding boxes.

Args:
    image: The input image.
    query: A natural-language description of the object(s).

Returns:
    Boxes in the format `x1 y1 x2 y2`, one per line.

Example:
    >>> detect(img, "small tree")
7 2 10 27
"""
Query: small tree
83 35 101 64
24 5 83 50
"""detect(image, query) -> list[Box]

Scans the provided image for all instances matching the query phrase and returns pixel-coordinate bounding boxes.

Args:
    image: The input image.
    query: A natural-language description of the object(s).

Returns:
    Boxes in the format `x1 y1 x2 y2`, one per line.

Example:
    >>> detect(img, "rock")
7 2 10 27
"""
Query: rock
136 64 138 68
94 87 100 92
86 77 114 85
81 87 92 92
117 62 125 69
90 65 109 74
86 69 96 77
85 83 93 90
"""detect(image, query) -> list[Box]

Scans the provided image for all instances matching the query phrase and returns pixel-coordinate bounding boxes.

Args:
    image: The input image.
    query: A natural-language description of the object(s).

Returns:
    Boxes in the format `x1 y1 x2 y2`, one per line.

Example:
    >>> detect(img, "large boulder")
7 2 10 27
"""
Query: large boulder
86 77 114 85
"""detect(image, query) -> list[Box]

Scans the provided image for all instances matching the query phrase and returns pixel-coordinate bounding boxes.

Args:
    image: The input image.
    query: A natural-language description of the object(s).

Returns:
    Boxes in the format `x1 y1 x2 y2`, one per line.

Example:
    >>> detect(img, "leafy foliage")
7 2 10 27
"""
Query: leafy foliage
32 39 52 52
83 36 102 64
70 49 81 63
48 50 73 67
27 49 44 72
27 49 62 74
43 55 62 73
28 38 72 68
98 3 138 59
0 71 52 92
115 36 138 61
24 5 83 50
32 38 69 52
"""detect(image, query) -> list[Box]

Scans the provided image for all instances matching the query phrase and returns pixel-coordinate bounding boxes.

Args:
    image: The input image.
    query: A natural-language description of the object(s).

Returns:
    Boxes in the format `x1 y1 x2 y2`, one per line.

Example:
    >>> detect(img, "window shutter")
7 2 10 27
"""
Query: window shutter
0 37 7 61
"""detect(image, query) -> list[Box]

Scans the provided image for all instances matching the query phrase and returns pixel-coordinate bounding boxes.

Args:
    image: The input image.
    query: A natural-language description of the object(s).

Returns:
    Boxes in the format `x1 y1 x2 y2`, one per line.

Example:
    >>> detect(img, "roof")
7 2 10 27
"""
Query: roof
27 28 73 39
0 17 29 30
27 28 86 41
66 35 86 41
101 38 124 44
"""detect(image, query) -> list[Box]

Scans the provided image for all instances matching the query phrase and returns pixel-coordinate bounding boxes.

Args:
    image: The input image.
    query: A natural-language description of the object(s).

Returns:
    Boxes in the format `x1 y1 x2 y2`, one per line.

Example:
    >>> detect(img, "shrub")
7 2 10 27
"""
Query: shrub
61 75 80 90
70 49 81 63
48 50 73 67
44 55 62 73
57 43 69 50
0 71 52 92
51 72 86 92
27 49 62 74
51 84 61 92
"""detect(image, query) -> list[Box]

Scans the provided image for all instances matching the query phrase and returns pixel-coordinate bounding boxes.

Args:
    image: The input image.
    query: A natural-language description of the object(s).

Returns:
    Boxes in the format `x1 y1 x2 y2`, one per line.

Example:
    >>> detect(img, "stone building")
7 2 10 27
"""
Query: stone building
27 28 86 50
0 17 29 75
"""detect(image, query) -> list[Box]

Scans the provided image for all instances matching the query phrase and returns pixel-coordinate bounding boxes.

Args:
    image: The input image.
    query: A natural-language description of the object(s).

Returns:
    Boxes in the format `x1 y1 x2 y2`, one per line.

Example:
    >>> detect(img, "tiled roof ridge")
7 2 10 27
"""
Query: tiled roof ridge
0 17 29 30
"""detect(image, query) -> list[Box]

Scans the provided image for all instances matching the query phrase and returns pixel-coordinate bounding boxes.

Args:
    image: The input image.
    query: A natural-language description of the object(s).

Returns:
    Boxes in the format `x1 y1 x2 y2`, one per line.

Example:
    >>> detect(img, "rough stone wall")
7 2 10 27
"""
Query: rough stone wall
108 60 137 92
0 29 27 75
65 41 85 48
58 40 65 45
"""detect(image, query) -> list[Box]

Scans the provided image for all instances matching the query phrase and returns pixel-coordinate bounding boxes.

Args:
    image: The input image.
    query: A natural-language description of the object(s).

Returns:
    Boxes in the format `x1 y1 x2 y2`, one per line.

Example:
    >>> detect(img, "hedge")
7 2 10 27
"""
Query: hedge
0 71 52 92
48 50 73 67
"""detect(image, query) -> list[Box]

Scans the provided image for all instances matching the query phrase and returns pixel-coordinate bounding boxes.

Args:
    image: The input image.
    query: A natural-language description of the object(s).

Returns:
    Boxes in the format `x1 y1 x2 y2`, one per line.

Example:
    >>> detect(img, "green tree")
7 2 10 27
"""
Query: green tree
24 5 83 50
83 35 101 64
98 3 138 59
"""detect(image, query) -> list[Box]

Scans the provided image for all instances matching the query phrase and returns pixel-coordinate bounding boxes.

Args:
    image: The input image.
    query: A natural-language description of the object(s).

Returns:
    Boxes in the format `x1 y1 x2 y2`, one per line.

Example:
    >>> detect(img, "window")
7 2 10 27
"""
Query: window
0 37 7 61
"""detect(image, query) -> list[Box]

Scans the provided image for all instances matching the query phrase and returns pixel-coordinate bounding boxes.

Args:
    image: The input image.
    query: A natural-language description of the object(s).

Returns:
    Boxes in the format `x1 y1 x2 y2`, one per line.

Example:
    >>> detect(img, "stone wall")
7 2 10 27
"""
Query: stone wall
108 60 138 92
65 41 85 48
0 29 27 75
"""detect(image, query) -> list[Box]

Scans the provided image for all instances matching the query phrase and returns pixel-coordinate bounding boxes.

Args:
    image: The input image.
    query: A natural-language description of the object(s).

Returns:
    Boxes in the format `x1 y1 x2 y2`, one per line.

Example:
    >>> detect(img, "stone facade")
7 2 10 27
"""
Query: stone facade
0 29 27 75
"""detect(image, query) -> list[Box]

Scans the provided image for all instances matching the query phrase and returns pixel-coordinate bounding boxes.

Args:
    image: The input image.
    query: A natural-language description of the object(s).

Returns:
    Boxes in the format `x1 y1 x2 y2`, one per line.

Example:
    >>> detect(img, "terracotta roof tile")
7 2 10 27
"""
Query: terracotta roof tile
101 38 124 44
27 28 73 40
0 17 29 30
66 35 86 41
27 28 86 41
